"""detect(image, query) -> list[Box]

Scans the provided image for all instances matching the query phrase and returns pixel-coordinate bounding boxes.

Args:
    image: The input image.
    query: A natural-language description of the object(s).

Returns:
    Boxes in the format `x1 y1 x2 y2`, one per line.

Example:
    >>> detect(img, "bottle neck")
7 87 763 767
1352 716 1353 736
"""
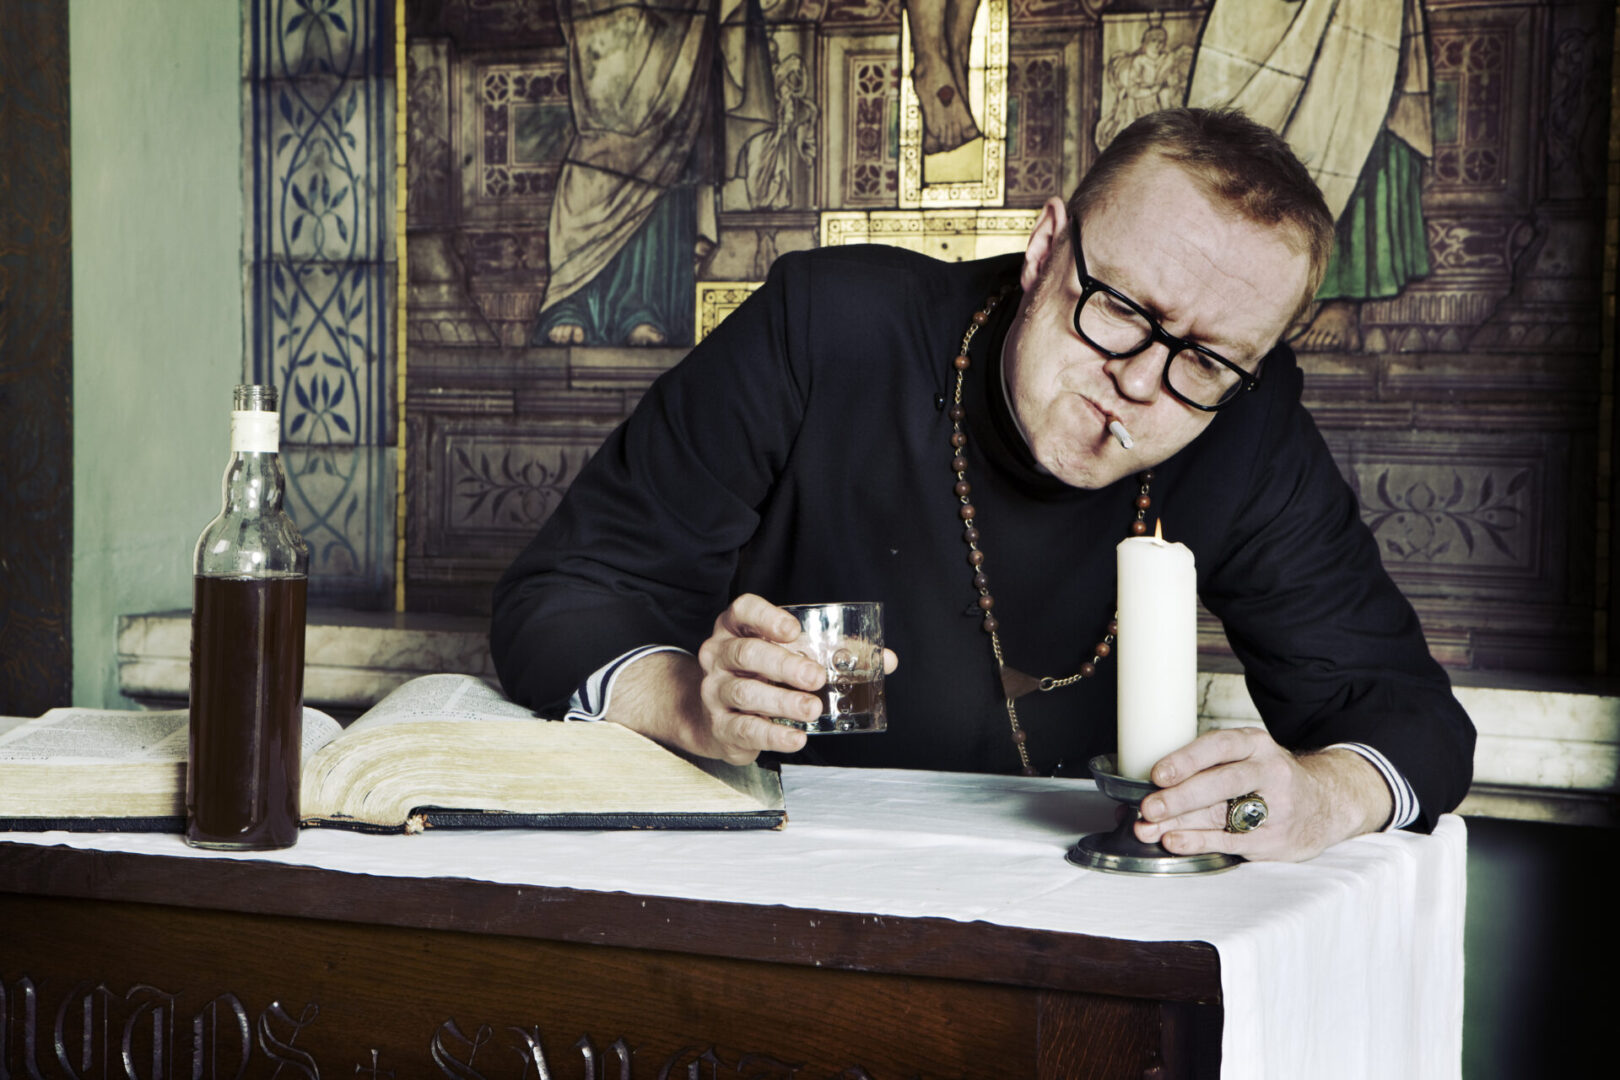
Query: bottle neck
221 450 287 516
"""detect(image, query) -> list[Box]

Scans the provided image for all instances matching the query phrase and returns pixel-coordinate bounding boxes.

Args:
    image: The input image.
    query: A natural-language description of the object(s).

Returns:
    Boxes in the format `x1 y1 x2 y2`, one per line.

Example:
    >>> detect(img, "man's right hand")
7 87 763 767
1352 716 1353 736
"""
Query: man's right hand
603 594 896 765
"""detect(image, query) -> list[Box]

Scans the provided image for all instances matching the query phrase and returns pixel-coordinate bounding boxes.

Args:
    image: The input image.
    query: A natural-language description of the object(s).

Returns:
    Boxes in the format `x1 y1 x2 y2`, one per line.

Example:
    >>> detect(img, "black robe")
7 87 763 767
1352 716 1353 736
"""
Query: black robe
491 246 1475 831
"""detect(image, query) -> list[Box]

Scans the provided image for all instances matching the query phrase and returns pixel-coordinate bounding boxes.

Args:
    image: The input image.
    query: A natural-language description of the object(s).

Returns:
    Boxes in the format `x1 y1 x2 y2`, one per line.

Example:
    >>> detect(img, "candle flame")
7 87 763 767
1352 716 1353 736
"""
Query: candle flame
1154 518 1163 541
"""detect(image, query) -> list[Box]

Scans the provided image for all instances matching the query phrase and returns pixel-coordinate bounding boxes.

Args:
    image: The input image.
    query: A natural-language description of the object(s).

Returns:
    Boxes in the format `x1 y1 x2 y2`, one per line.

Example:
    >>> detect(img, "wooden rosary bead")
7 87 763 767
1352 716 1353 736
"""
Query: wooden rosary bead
946 289 1152 781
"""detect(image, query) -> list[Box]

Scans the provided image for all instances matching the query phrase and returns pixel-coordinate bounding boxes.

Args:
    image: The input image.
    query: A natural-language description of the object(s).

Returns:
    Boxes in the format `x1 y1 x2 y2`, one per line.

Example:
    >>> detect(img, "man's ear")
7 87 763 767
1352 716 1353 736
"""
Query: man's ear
1021 196 1069 295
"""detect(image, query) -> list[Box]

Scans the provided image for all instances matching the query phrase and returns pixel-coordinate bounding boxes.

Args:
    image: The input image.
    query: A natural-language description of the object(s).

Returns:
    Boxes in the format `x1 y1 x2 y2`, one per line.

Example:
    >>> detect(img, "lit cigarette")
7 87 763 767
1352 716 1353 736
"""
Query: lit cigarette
1108 419 1134 450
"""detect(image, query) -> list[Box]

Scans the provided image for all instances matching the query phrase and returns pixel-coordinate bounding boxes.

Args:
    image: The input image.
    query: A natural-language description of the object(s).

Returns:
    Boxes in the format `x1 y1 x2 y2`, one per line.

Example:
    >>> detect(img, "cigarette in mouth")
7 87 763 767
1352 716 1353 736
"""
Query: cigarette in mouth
1108 419 1134 450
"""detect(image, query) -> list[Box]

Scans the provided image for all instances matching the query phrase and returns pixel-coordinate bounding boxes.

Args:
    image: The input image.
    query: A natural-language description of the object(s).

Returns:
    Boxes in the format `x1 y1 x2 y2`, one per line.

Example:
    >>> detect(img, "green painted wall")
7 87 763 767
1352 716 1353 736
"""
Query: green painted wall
70 0 243 707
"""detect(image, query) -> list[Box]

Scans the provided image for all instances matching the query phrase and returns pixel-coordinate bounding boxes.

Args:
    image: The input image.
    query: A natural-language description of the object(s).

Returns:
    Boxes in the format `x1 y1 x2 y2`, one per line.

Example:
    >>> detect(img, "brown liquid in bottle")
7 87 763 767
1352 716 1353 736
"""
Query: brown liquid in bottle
187 573 307 849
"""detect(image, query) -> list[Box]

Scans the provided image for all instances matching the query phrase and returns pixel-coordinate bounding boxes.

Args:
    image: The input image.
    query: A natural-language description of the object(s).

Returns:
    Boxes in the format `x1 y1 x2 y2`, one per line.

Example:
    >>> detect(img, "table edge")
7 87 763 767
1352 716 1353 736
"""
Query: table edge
0 842 1221 1004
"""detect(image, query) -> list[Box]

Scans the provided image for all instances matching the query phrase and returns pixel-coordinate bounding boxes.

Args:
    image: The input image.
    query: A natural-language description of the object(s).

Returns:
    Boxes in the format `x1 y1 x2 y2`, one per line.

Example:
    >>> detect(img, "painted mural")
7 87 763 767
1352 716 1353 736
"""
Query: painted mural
398 0 1616 675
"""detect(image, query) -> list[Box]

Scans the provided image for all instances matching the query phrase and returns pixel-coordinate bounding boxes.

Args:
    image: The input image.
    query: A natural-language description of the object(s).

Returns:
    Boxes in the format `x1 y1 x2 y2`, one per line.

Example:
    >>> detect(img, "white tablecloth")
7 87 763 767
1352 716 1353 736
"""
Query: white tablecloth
2 765 1465 1079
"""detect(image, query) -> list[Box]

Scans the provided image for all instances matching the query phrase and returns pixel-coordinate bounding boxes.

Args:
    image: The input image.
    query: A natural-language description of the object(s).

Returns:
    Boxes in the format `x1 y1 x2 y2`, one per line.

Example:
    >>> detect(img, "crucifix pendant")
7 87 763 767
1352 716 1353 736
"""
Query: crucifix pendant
999 664 1042 702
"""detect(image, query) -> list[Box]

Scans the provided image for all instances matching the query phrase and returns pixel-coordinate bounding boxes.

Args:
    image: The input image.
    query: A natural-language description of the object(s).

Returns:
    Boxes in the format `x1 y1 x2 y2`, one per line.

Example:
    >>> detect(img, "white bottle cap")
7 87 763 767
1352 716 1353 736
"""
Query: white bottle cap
230 410 281 453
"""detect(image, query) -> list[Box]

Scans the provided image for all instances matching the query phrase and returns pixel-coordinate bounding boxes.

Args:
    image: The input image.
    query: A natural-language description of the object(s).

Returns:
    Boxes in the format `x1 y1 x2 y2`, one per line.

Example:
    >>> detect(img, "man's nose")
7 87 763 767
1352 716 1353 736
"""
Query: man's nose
1103 344 1165 404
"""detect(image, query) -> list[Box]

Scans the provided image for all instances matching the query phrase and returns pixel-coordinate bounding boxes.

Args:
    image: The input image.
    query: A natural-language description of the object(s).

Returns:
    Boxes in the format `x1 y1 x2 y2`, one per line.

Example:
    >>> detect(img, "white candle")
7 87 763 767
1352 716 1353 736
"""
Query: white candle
1116 528 1199 780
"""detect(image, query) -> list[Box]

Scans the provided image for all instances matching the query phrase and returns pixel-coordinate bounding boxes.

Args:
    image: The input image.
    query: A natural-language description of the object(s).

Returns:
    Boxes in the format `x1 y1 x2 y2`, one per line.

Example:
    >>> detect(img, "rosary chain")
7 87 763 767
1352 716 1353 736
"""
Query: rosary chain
948 290 1153 775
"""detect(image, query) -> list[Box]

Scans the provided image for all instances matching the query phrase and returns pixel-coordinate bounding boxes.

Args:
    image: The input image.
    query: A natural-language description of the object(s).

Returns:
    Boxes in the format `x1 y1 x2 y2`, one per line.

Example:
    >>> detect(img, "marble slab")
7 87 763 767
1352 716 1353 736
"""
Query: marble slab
114 611 1619 825
117 609 493 712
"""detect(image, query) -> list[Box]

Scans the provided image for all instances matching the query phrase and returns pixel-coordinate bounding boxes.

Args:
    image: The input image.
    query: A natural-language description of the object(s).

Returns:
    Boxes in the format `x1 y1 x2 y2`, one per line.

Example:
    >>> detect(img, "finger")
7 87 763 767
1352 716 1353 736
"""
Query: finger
1149 726 1270 789
716 636 825 690
882 648 899 674
1140 760 1263 823
1158 826 1258 859
717 594 801 643
1134 800 1230 843
715 669 823 723
713 709 809 758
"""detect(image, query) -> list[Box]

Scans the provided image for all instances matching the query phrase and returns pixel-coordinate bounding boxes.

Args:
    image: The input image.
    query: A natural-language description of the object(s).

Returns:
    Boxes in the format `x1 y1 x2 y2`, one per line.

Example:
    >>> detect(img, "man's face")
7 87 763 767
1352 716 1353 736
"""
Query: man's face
1003 156 1309 490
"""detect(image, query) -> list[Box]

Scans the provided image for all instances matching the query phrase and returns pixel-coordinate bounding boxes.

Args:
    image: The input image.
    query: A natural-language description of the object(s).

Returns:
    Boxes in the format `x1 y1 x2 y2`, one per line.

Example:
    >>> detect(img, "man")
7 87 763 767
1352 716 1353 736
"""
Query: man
493 108 1475 863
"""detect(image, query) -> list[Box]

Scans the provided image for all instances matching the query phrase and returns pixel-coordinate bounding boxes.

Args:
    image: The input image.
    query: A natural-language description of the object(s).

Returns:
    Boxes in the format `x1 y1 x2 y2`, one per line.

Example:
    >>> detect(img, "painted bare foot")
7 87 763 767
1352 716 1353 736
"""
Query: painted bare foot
1290 301 1362 352
626 323 667 346
912 58 980 154
547 323 585 345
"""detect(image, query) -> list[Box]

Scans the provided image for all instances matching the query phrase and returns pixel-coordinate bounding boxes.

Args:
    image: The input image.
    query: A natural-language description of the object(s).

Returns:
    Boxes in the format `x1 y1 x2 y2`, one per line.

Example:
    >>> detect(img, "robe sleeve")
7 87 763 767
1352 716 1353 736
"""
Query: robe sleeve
490 252 816 715
1198 364 1476 833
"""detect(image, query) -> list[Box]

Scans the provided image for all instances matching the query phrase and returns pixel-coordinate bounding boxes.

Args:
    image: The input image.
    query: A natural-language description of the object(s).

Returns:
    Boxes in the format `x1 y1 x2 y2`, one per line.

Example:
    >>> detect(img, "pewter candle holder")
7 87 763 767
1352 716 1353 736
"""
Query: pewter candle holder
1067 754 1241 876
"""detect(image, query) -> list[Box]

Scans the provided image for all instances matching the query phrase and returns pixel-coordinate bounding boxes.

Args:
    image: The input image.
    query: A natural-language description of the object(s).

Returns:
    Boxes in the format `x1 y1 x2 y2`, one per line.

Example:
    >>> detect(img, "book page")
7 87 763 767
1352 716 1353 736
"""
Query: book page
342 674 534 735
0 708 342 764
0 709 189 763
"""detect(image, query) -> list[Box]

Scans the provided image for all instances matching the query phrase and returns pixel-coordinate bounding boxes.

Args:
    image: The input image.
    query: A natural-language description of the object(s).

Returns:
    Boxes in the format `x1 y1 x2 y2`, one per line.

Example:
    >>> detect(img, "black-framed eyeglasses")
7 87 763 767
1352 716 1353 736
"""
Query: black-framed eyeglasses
1067 215 1259 411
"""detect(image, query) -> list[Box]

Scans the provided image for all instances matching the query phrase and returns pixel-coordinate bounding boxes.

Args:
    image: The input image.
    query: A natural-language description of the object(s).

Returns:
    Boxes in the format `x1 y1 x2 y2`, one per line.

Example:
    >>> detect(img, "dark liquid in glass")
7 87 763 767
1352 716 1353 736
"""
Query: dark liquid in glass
809 673 885 733
187 573 307 849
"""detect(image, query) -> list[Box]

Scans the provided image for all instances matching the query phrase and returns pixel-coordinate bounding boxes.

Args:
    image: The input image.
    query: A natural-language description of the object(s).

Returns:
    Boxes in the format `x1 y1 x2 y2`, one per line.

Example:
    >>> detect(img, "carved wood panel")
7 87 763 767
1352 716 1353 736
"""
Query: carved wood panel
0 894 1187 1080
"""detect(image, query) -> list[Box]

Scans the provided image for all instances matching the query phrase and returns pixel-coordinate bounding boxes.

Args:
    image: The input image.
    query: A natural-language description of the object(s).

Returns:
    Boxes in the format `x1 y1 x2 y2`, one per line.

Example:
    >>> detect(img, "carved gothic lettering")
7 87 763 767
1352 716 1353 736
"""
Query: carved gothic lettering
192 993 252 1080
355 1048 394 1079
573 1034 634 1080
0 977 49 1080
431 1019 495 1079
53 980 117 1080
503 1026 552 1080
120 986 178 1080
258 1001 320 1079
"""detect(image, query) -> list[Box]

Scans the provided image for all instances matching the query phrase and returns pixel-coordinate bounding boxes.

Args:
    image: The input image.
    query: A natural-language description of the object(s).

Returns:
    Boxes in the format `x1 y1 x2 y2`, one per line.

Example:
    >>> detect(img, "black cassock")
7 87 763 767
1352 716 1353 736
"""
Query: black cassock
492 245 1475 831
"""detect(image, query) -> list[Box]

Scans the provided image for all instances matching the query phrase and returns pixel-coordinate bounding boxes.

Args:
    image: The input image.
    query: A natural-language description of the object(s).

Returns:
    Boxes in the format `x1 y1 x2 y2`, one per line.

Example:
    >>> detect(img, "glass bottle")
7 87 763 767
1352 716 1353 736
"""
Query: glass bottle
186 384 309 850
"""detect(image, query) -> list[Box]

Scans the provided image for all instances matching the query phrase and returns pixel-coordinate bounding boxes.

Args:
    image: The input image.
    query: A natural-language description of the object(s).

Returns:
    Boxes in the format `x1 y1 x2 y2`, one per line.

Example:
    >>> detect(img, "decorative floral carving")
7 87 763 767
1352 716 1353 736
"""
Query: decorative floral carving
454 447 588 527
1359 469 1529 562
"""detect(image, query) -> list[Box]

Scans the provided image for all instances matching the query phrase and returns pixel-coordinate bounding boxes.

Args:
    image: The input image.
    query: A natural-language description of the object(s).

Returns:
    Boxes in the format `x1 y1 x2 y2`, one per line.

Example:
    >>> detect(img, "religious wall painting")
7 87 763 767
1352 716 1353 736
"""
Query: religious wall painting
1177 0 1433 354
394 0 1616 675
1094 12 1196 155
720 25 823 216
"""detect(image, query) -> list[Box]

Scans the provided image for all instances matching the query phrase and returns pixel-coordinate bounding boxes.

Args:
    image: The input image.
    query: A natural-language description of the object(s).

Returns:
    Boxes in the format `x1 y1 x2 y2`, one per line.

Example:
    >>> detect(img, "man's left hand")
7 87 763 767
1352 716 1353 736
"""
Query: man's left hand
1134 727 1394 863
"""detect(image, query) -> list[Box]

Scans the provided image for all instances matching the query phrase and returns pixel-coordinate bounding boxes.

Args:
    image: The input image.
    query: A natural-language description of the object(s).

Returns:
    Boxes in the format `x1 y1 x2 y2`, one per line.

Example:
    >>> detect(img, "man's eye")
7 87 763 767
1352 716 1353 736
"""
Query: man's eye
1097 294 1139 322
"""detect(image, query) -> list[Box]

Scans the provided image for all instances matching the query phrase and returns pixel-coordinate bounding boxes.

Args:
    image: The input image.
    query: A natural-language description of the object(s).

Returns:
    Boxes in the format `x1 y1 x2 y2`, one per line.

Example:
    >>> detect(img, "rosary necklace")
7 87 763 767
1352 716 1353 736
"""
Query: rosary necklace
949 289 1154 776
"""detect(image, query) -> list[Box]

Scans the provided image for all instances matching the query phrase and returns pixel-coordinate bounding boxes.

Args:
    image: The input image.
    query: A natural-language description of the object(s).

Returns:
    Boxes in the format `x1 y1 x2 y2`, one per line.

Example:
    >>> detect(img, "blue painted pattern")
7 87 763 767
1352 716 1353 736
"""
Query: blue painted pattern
246 0 394 603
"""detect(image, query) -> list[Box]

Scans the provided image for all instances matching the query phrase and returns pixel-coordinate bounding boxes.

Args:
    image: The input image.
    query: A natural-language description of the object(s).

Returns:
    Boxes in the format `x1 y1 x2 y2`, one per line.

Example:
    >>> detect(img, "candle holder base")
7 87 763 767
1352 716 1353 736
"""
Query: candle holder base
1067 755 1242 876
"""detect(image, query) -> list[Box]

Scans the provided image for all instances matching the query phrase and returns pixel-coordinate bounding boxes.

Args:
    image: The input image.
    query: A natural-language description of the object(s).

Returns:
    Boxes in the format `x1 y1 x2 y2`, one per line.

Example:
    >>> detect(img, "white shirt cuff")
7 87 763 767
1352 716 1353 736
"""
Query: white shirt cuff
565 645 691 721
1328 742 1420 831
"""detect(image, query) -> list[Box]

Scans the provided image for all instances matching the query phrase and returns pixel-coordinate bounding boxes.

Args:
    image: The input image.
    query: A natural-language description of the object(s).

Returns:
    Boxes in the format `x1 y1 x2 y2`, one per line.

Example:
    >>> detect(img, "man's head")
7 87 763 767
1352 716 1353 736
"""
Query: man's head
1002 108 1332 491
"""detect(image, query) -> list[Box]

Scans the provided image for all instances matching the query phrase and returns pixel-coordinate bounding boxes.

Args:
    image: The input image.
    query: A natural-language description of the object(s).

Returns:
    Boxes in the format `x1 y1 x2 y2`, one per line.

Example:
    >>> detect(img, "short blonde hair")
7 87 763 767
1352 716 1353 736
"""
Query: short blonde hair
1072 108 1335 312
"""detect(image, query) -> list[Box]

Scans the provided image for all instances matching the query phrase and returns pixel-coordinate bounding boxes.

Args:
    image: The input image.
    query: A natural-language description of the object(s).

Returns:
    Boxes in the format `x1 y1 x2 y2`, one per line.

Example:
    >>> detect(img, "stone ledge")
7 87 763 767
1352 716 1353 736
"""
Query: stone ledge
117 611 1620 826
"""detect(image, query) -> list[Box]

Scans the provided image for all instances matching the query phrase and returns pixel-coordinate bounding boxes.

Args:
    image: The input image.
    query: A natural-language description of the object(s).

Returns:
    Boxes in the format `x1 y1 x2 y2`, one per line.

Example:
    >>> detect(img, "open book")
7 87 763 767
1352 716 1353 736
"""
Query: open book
0 674 785 833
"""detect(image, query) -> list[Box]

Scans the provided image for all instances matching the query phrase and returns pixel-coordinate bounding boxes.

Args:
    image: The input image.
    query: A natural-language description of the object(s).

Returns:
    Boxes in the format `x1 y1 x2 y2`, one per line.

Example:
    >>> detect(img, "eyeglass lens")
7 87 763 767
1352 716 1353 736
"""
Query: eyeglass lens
1076 290 1244 408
